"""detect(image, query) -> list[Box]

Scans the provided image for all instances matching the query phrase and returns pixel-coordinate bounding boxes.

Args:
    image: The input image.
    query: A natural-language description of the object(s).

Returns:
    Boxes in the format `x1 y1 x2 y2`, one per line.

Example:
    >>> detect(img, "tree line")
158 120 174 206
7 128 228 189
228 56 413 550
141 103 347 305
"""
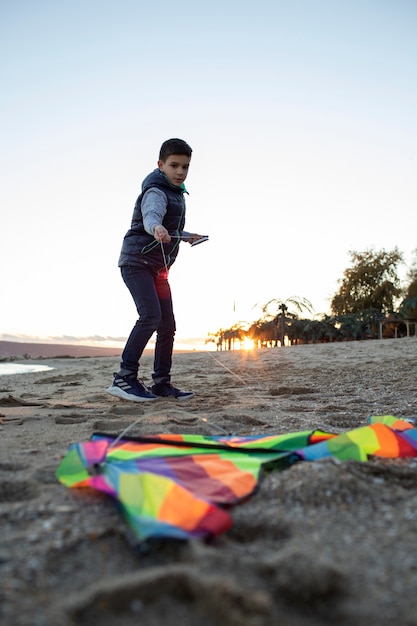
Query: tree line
206 248 417 350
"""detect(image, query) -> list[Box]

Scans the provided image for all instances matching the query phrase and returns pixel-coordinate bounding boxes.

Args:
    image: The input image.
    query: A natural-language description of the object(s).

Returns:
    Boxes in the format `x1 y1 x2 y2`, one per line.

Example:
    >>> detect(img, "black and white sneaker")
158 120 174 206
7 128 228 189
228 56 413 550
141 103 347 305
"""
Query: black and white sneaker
151 382 194 400
107 373 157 402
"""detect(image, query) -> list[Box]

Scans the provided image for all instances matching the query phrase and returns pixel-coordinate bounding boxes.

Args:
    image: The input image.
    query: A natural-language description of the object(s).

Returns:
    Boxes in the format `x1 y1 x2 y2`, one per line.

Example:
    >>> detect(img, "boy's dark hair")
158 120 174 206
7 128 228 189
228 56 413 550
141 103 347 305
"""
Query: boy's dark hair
159 138 192 162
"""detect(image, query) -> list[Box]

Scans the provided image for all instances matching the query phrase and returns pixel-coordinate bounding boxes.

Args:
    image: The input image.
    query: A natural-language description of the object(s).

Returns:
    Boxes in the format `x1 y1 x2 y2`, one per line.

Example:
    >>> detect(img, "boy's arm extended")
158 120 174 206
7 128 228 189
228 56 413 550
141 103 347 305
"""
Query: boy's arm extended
141 188 167 235
141 188 171 242
141 189 207 245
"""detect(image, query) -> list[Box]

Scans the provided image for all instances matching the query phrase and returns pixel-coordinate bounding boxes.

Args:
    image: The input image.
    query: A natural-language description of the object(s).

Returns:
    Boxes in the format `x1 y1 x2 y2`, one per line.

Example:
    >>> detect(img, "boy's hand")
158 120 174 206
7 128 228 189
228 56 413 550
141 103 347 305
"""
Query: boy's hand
154 225 171 243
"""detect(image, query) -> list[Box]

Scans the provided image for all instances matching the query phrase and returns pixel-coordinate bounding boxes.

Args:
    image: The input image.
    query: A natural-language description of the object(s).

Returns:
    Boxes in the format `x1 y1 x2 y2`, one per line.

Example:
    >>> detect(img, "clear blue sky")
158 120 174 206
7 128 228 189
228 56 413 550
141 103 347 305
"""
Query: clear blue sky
1 0 416 349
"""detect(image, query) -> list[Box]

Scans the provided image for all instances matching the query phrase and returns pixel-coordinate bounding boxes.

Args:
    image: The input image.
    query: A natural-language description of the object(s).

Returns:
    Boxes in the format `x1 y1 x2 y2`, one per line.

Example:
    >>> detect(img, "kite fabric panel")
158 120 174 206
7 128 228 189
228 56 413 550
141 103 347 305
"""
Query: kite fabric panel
56 415 417 545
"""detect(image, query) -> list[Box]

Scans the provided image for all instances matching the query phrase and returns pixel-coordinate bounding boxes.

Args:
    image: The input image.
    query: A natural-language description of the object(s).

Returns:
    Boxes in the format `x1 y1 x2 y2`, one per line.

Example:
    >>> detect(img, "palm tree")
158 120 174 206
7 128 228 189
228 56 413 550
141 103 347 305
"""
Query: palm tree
205 329 225 351
251 317 280 347
259 297 314 347
223 322 248 350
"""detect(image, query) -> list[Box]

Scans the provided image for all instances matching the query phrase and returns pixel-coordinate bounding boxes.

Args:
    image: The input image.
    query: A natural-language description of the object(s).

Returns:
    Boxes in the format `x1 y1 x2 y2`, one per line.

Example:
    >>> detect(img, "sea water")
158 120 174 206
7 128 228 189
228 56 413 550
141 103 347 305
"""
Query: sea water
0 363 55 376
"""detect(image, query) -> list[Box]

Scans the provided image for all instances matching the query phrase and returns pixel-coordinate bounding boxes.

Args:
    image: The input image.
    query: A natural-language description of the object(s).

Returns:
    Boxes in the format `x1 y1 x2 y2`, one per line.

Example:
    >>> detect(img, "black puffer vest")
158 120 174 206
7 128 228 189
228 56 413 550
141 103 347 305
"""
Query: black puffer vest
118 169 187 271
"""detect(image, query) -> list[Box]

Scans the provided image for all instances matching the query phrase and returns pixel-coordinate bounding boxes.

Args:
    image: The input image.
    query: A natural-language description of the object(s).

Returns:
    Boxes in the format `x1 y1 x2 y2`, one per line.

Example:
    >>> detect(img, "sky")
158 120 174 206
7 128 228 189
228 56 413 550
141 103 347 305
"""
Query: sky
1 0 416 351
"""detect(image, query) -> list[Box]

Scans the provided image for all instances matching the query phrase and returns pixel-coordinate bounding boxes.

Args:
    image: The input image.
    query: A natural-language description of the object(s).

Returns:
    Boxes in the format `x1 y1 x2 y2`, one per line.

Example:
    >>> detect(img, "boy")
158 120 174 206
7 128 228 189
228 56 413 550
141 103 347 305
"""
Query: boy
107 138 204 402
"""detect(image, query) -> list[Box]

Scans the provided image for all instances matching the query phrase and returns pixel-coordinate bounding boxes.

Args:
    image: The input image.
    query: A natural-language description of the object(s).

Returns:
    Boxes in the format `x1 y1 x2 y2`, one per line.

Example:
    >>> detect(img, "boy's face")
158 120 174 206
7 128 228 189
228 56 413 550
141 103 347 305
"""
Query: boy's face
158 154 191 187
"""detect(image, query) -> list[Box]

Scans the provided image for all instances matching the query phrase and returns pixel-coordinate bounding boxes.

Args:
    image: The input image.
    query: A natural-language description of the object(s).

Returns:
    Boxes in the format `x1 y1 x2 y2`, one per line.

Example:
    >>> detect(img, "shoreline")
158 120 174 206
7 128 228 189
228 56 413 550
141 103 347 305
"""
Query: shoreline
1 335 415 360
0 340 202 360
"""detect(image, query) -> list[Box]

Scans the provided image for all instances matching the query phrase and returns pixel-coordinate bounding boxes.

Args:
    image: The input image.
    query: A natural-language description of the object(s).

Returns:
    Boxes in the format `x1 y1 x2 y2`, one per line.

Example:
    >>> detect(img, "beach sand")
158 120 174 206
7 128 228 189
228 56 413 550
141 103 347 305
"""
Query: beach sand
1 338 417 626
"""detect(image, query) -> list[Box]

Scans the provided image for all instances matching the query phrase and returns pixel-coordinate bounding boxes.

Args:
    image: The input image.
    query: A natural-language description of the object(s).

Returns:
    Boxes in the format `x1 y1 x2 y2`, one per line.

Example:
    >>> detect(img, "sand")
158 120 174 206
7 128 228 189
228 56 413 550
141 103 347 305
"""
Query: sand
1 338 417 626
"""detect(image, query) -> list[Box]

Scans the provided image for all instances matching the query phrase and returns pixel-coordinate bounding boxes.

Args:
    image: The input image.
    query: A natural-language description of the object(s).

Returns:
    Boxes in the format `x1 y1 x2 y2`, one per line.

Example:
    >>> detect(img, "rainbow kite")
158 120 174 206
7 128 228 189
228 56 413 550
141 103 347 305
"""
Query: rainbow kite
56 415 417 544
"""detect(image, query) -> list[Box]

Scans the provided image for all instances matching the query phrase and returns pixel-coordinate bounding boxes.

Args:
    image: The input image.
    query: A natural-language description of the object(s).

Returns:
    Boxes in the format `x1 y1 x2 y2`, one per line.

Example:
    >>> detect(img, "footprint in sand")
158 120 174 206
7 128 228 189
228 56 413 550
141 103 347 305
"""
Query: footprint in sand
86 392 114 402
93 419 138 432
66 565 273 625
325 415 364 428
0 479 39 502
229 511 292 544
35 373 90 385
345 459 417 489
0 462 25 471
259 544 347 602
0 395 44 407
232 414 268 427
55 416 89 424
105 404 146 417
0 416 24 425
268 386 316 397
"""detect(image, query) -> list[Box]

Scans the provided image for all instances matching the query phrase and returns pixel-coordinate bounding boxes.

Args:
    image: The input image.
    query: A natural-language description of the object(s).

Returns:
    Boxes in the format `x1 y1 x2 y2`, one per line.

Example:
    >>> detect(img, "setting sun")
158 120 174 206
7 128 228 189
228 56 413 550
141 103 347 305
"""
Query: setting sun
242 337 255 351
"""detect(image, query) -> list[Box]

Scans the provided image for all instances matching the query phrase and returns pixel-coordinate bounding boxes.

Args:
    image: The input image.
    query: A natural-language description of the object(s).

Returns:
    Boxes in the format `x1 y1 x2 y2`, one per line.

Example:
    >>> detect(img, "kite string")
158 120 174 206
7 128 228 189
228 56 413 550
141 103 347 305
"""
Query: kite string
108 416 148 448
206 351 249 385
160 240 169 274
164 252 249 389
159 241 246 386
108 413 230 447
159 239 248 388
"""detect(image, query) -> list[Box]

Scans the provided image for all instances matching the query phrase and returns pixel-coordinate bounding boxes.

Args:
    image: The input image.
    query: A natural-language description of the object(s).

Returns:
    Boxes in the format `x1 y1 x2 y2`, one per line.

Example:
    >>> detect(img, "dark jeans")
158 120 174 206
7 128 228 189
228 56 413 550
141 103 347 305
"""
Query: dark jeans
120 265 175 384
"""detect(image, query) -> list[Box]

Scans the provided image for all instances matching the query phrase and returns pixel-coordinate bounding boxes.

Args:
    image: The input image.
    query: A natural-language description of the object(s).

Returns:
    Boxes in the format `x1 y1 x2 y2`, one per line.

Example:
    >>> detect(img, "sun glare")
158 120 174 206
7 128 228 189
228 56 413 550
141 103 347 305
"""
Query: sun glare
242 337 255 351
